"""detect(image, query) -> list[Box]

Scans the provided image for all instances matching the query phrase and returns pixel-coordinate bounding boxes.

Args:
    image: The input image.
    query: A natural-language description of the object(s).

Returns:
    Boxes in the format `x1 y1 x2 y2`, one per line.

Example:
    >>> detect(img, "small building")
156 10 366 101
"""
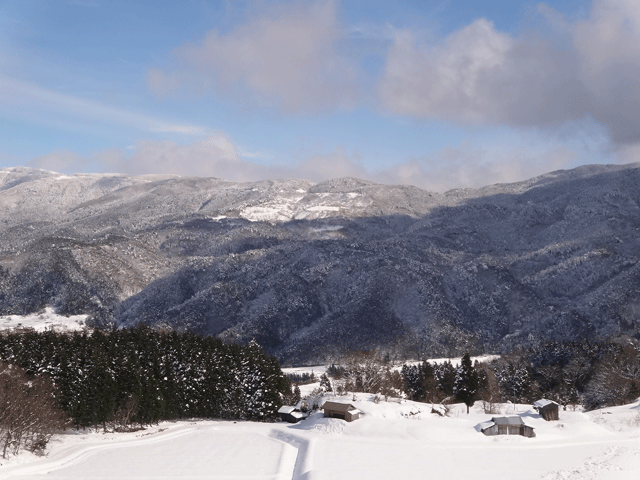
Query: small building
533 399 559 421
480 416 535 438
278 405 306 423
321 401 360 422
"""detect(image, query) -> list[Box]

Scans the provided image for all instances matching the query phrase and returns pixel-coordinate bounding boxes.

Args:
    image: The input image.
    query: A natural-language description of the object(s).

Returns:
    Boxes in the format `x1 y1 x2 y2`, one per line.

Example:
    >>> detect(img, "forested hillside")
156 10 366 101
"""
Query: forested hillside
0 327 289 428
2 164 640 363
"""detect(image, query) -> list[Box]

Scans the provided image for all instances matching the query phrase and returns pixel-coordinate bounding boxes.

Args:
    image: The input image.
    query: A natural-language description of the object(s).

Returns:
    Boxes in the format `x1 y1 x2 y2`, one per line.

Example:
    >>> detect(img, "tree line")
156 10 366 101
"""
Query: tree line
2 327 638 459
0 325 290 457
317 340 639 413
402 340 640 411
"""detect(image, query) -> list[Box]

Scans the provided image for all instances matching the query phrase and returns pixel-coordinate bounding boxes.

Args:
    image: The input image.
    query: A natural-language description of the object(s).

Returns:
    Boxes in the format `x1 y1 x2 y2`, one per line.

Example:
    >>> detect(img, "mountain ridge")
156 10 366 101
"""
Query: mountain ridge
1 163 640 364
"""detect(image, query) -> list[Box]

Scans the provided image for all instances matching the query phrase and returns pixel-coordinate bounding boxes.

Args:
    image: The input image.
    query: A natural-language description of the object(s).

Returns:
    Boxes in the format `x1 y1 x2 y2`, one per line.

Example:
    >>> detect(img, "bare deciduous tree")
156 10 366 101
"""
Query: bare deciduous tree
333 351 403 398
0 360 68 458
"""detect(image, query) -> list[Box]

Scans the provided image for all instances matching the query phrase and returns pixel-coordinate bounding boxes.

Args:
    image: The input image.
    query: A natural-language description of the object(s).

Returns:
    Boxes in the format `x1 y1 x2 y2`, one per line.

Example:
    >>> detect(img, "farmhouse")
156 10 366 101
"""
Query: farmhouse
277 406 306 423
533 399 560 421
479 416 535 438
321 401 360 422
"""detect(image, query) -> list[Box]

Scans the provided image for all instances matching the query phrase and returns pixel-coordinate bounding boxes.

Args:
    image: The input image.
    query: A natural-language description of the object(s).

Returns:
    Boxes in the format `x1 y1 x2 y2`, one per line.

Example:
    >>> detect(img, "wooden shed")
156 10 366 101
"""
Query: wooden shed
479 416 535 438
278 405 306 423
321 401 360 422
533 399 559 421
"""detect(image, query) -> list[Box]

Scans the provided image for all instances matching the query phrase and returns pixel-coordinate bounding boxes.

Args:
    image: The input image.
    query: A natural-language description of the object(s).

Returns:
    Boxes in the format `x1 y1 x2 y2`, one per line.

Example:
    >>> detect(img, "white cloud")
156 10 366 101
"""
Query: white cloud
0 76 207 137
27 133 589 194
387 145 578 192
570 0 640 144
616 143 640 165
378 0 640 146
28 150 86 173
29 133 270 181
379 19 513 123
147 0 360 113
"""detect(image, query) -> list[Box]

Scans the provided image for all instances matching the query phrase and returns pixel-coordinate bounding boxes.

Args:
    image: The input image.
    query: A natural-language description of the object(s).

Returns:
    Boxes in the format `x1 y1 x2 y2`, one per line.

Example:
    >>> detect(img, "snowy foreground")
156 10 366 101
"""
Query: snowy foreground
2 395 639 480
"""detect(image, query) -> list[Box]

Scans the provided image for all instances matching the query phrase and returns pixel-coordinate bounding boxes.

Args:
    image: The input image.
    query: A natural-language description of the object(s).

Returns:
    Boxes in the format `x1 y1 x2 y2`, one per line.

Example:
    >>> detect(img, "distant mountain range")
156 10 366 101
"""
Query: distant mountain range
1 164 640 364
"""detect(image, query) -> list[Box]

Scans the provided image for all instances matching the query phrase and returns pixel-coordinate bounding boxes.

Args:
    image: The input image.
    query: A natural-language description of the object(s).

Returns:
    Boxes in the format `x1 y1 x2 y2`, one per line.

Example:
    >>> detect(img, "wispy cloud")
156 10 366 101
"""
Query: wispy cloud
28 133 593 193
0 76 207 136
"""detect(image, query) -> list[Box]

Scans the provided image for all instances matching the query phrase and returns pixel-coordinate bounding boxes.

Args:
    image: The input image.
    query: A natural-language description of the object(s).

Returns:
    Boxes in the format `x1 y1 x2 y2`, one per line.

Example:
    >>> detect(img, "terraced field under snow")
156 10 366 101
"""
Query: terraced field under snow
3 397 639 480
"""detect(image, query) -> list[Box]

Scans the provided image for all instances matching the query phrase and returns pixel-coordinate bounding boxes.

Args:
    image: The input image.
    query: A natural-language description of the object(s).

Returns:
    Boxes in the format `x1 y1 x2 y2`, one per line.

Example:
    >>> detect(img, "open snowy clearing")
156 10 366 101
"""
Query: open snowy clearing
2 398 639 480
0 308 87 332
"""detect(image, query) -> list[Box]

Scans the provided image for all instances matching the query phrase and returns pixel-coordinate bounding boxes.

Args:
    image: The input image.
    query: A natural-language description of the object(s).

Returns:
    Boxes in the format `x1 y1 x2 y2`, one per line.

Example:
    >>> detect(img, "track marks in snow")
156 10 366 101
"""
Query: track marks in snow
542 446 640 480
4 424 297 480
1 426 198 479
269 430 317 480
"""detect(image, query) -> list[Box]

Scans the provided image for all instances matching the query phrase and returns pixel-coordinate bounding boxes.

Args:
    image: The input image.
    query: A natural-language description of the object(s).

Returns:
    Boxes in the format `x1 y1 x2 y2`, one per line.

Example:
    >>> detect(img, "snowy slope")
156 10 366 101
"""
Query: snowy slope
2 398 639 479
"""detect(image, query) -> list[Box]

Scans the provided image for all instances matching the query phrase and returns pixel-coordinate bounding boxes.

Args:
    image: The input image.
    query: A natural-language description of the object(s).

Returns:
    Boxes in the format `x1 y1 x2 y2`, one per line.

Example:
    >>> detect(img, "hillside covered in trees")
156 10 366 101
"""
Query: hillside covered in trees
3 165 640 363
0 327 289 435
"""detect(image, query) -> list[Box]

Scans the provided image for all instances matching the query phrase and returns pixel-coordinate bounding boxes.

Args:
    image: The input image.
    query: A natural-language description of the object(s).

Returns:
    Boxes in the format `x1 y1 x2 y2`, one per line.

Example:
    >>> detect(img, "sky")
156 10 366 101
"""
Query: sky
1 0 639 192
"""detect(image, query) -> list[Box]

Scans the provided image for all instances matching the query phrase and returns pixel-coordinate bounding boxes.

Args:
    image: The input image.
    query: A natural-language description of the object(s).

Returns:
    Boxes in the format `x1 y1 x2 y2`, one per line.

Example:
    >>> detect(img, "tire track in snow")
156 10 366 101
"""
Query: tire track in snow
269 429 318 480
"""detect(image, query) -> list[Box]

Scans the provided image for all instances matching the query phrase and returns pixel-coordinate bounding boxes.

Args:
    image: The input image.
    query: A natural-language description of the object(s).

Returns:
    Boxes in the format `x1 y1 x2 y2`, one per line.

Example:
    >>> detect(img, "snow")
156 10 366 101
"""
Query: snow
306 206 340 212
0 308 87 332
278 406 298 414
427 354 501 366
310 225 343 233
3 398 640 479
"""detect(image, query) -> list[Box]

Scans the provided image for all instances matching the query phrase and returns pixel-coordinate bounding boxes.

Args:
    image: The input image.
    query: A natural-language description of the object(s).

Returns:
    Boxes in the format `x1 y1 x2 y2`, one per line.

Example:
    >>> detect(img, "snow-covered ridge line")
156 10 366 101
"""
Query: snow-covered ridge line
3 162 640 363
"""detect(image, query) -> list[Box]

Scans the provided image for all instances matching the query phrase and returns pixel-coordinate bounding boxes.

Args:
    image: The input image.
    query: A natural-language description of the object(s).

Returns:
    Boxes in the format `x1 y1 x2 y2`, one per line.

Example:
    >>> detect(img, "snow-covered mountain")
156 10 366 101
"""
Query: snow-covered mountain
2 164 640 364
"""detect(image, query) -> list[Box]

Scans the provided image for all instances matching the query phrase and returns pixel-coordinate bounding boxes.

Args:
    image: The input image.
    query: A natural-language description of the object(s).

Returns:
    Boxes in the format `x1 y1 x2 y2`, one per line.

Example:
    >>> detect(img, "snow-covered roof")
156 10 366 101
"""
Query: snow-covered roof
479 421 495 431
278 406 298 414
492 416 524 426
348 409 361 415
322 401 357 413
534 399 559 408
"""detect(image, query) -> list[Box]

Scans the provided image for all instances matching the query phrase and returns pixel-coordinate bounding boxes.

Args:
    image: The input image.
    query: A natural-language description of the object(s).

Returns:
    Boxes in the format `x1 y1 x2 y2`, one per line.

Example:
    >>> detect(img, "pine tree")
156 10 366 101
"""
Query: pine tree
293 385 301 404
494 360 531 405
453 353 479 414
435 360 456 398
319 373 333 393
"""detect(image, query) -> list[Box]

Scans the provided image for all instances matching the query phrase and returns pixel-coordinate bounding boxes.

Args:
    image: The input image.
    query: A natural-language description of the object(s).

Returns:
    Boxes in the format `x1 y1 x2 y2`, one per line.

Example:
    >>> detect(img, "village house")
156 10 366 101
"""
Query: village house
321 401 360 422
277 405 306 423
479 416 535 438
533 399 560 421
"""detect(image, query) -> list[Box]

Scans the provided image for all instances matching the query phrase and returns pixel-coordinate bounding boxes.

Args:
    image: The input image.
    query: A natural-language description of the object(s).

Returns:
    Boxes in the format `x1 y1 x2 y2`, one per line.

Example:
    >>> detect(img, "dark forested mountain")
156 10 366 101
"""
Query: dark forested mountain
2 164 640 364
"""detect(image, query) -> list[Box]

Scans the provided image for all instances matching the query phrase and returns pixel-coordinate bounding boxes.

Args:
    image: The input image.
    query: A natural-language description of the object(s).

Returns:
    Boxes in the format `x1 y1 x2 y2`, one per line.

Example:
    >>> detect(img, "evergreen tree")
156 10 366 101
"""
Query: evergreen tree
494 360 531 405
453 353 479 414
319 373 333 393
434 360 456 398
293 385 301 404
0 326 290 428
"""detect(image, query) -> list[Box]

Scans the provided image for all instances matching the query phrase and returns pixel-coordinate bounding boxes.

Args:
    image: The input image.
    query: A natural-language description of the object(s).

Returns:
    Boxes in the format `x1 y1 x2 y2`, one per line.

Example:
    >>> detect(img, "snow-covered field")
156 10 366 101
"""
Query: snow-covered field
2 397 639 479
0 308 87 332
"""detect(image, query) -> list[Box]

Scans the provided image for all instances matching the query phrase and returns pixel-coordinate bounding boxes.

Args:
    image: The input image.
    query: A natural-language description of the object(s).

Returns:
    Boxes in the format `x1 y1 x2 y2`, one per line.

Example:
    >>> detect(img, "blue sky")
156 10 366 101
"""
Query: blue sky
1 0 637 191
